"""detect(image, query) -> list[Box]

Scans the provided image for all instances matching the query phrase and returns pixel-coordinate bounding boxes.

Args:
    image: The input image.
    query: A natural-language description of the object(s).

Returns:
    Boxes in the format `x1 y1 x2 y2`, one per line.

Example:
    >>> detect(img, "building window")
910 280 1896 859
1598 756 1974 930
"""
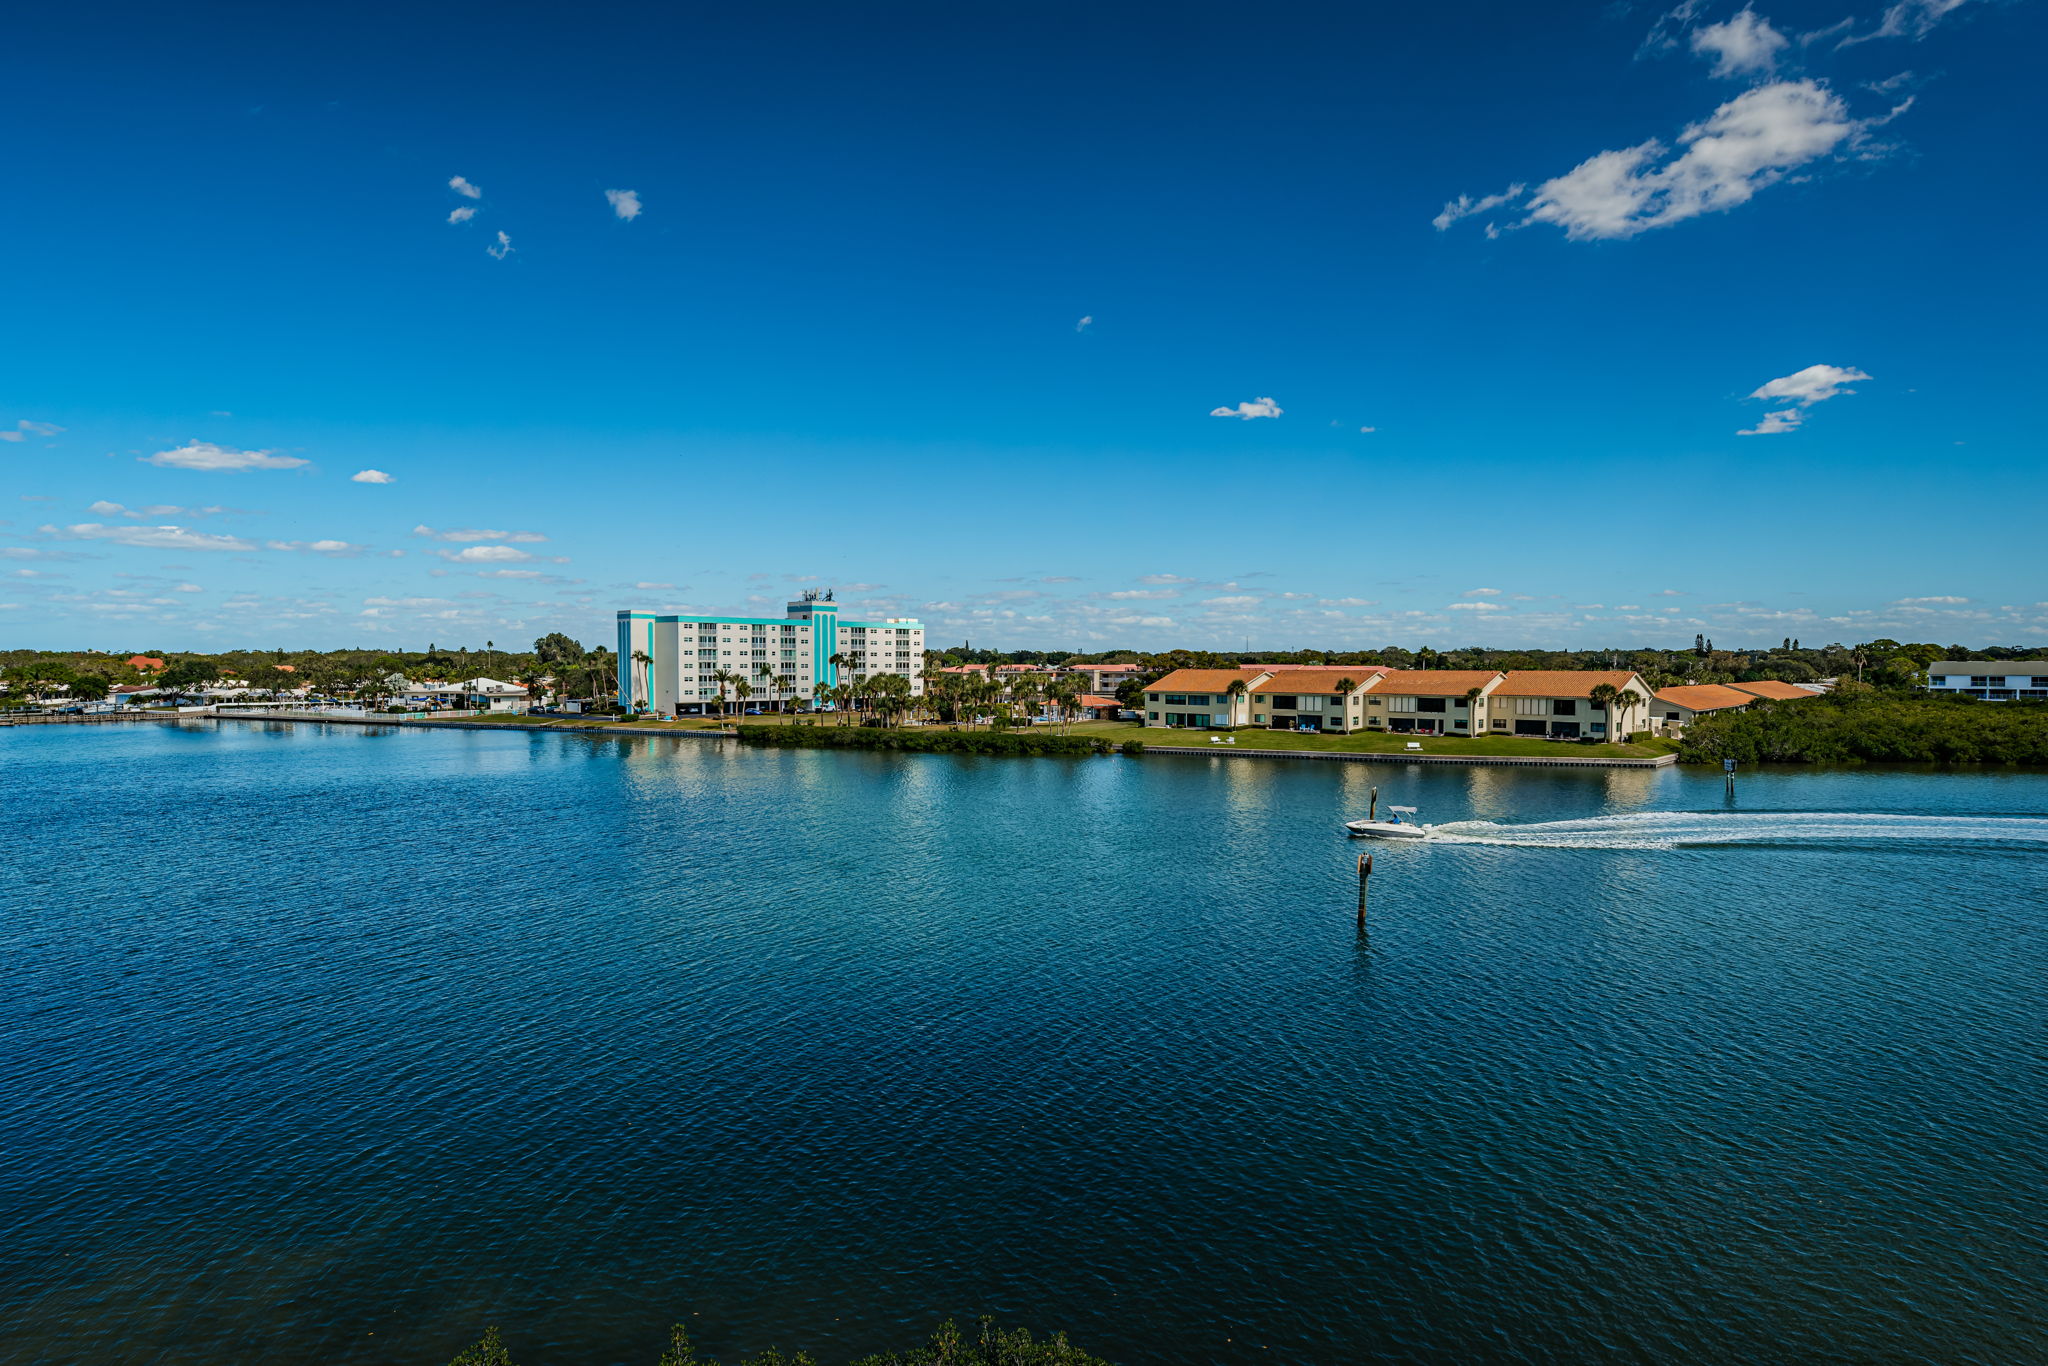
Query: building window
1417 697 1445 713
1553 700 1577 715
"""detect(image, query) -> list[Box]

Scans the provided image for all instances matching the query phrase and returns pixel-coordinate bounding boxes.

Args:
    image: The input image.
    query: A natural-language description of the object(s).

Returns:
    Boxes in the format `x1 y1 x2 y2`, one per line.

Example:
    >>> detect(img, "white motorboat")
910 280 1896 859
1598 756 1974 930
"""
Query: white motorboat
1344 804 1430 839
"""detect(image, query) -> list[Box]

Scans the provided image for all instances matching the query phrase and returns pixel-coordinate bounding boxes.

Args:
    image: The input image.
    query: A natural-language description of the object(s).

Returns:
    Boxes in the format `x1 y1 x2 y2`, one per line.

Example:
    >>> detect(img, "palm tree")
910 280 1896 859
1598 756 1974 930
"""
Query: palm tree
631 649 653 710
734 679 753 716
1588 683 1622 740
1224 676 1251 728
1613 687 1642 739
775 672 796 713
712 667 735 717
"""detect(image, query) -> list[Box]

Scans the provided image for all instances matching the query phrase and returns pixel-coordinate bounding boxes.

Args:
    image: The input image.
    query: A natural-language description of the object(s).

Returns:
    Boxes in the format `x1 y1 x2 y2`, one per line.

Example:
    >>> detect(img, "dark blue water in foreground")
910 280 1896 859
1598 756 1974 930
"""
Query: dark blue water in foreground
4 722 2046 1365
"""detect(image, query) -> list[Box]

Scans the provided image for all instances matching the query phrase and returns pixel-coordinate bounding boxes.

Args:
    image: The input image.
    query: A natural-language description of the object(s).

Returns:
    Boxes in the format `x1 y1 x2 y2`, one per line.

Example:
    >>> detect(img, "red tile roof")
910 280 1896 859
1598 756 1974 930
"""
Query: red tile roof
1365 670 1503 697
1251 668 1387 694
1148 668 1269 693
1489 670 1645 698
1728 680 1817 701
1654 684 1755 713
1078 694 1121 708
126 655 166 671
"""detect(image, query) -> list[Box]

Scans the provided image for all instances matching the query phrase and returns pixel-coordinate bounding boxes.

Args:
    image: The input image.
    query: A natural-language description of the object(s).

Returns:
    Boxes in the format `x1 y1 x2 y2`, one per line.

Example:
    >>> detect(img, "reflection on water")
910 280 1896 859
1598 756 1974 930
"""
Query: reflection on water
3 723 2045 1366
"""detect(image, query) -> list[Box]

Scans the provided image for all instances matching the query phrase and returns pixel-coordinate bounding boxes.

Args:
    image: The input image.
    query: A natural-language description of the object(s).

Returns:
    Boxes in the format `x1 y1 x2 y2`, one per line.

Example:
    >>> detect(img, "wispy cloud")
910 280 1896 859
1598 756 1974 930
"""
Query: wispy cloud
1841 0 1974 45
0 419 64 442
266 539 366 557
1894 594 1970 604
1738 409 1804 435
1075 315 1093 333
1432 185 1525 232
1448 601 1505 611
604 188 642 220
42 522 259 552
1441 80 1906 241
487 231 514 260
142 441 309 472
413 524 547 543
1209 397 1283 420
88 500 232 519
1138 573 1198 585
437 545 566 564
350 469 395 484
448 206 476 225
1462 587 1503 597
449 175 482 199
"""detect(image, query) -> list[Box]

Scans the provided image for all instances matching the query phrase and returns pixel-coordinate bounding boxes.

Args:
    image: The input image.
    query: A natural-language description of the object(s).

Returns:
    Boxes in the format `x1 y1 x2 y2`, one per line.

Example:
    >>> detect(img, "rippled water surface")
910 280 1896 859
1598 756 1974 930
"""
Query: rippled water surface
4 722 2046 1365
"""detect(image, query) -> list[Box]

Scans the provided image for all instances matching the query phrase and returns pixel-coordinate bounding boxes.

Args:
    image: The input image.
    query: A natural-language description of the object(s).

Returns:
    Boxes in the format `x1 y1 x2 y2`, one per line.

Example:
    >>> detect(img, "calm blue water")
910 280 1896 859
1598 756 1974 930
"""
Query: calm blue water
4 722 2045 1365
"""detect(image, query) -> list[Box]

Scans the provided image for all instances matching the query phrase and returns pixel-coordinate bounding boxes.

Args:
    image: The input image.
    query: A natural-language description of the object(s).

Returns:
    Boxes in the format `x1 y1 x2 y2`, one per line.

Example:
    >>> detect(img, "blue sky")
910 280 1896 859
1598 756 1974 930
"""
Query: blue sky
3 0 2040 652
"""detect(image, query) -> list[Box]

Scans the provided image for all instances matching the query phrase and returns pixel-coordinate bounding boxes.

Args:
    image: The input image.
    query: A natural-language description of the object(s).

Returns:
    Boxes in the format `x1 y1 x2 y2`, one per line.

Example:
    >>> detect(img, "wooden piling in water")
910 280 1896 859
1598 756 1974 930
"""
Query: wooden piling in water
1356 851 1372 927
1368 786 1378 822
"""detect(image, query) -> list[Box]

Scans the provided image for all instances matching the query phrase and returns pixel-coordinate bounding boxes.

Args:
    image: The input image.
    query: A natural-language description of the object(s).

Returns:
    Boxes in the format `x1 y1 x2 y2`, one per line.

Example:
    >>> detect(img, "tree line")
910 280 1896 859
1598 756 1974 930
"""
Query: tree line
1678 691 2048 765
447 1316 1109 1365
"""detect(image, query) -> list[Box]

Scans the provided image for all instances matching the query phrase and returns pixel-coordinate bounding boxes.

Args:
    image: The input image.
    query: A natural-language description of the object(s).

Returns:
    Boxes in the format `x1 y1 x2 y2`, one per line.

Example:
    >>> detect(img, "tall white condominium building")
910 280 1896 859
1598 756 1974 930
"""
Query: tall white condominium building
616 589 925 714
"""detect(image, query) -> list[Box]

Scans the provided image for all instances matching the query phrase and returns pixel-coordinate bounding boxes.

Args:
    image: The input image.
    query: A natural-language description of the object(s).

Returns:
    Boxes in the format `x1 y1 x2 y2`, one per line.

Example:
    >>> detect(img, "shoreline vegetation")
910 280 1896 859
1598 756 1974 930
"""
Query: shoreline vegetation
450 1316 1109 1366
1678 692 2048 765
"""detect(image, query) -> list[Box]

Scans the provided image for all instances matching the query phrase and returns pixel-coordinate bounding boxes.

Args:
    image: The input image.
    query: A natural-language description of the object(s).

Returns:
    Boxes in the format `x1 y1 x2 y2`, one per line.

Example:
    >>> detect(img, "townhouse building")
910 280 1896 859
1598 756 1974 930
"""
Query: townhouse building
1924 663 2048 701
616 590 924 715
1142 666 1657 739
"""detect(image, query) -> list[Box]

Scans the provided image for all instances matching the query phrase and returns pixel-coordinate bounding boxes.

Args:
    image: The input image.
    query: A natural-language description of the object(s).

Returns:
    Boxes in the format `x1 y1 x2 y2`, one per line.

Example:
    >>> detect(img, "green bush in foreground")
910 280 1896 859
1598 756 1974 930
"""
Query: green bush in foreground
1678 693 2048 765
449 1317 1112 1366
737 725 1109 757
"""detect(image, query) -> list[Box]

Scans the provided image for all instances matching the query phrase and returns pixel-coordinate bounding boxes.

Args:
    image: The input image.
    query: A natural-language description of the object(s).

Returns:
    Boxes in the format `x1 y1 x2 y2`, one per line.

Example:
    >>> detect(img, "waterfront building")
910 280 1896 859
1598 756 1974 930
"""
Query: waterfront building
616 590 925 714
1923 662 2048 701
1143 666 1657 738
1650 683 1760 732
1248 666 1393 733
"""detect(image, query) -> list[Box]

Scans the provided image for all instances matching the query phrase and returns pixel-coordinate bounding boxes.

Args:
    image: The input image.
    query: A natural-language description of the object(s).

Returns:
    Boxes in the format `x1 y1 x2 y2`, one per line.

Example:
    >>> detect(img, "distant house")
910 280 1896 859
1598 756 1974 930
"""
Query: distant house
1075 693 1124 720
461 677 531 711
1064 662 1143 692
1923 663 2048 702
1652 684 1761 732
1652 680 1820 733
126 655 166 674
1144 666 1655 738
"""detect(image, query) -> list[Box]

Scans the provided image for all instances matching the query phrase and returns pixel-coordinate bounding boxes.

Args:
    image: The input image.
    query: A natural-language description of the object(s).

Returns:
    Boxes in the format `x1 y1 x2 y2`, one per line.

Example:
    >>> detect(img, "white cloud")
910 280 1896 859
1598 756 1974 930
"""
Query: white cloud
350 469 395 484
88 500 232 519
1750 363 1870 405
440 545 536 563
43 522 259 552
1138 573 1197 585
478 568 546 579
143 441 309 472
1691 8 1789 77
1202 595 1262 608
450 175 482 199
1104 589 1178 600
267 539 365 556
1075 315 1093 332
634 580 676 590
1894 594 1969 604
1209 396 1283 420
488 231 514 260
413 524 547 543
448 206 476 225
1359 426 1376 434
175 583 203 593
1462 587 1503 597
1448 601 1505 611
1465 80 1899 241
1738 409 1804 435
1 419 64 441
604 189 642 220
1431 184 1526 232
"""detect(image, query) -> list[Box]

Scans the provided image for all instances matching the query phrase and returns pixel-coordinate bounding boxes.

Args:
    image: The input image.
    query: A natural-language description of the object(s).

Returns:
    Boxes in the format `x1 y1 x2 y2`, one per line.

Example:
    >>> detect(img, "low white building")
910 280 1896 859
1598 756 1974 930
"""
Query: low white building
1925 662 2048 701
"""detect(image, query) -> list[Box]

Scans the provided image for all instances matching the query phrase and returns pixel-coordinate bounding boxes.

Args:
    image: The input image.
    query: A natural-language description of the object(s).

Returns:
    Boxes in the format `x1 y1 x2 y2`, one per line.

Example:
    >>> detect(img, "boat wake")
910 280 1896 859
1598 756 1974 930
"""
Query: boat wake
1426 811 2048 851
